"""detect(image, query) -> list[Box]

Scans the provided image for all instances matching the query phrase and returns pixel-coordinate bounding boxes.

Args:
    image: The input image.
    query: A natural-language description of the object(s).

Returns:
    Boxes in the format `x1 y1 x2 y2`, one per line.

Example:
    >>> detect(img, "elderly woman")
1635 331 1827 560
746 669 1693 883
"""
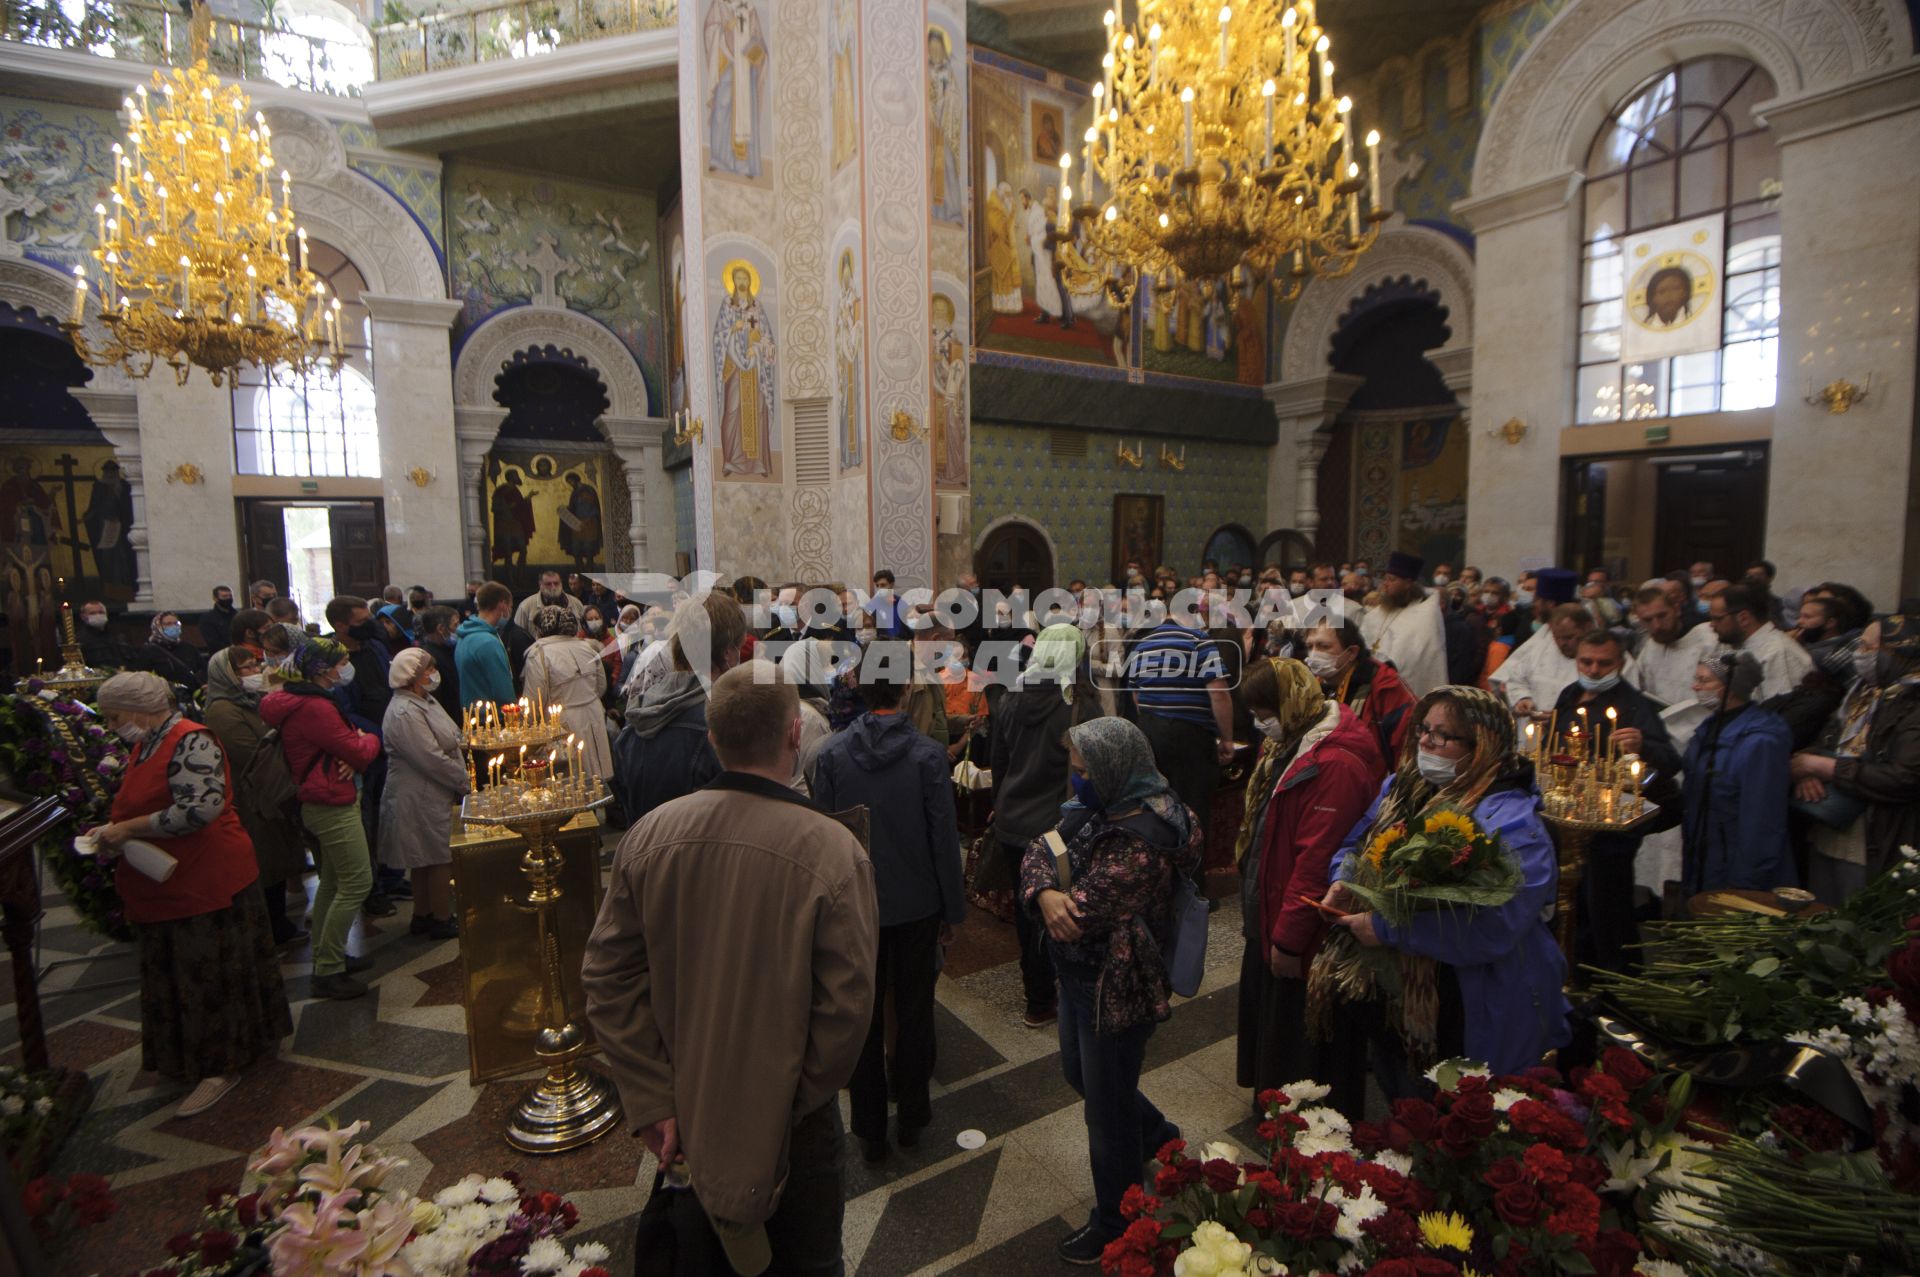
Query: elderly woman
378 647 470 940
138 611 206 691
261 637 383 1000
1235 658 1384 1114
1314 685 1568 1098
89 672 291 1117
1795 614 1920 904
1019 717 1201 1265
1683 651 1794 896
201 647 306 947
522 604 612 780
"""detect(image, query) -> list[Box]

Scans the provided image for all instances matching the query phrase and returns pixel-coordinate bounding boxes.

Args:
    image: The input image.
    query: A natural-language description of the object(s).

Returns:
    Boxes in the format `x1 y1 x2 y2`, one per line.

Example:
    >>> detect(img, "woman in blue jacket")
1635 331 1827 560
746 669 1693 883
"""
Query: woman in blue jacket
1682 650 1794 895
1313 685 1569 1094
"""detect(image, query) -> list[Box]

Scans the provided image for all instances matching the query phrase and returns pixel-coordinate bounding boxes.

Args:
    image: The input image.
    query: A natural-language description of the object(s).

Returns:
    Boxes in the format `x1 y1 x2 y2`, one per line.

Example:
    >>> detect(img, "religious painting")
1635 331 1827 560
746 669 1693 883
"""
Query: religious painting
1110 493 1164 583
927 21 965 226
930 288 968 488
481 449 613 575
1619 214 1723 363
662 201 688 418
702 0 771 183
829 0 859 174
0 444 127 673
1141 269 1268 385
707 247 781 483
834 242 865 473
1393 415 1468 570
970 49 1127 370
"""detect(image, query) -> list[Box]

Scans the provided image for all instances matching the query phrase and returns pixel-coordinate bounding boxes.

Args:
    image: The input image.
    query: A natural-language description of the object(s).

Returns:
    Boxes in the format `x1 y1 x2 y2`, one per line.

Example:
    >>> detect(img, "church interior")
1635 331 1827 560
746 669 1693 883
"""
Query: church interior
1 0 1918 1273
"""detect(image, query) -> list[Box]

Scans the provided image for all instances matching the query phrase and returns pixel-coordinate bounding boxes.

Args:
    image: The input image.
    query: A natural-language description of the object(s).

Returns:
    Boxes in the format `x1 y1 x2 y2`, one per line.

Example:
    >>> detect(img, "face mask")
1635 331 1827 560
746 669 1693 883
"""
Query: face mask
1069 773 1104 811
1690 576 1708 589
1253 716 1290 743
426 671 442 693
1513 589 1535 608
1433 575 1450 587
241 672 267 692
1416 749 1457 786
1305 650 1341 681
1695 688 1723 710
114 722 149 745
586 619 605 634
619 619 639 634
216 598 234 610
333 661 356 687
1481 592 1501 610
348 620 377 642
1855 647 1881 682
1289 582 1307 597
773 604 798 629
84 613 107 629
1577 671 1622 693
159 624 181 642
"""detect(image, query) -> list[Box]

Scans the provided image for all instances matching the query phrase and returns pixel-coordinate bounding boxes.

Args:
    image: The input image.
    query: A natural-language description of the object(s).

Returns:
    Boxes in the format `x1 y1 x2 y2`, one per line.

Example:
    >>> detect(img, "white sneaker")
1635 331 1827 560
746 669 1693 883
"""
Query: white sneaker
176 1074 238 1118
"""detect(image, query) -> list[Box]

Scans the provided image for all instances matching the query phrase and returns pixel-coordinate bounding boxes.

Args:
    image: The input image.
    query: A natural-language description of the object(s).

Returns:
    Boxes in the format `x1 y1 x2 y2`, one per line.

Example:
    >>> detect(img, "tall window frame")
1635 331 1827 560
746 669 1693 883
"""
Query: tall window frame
232 239 381 478
1576 56 1783 424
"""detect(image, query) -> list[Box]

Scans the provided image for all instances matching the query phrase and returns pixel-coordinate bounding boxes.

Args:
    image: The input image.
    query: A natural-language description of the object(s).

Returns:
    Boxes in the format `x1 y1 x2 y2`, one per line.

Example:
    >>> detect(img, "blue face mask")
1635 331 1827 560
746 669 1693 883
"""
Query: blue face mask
1577 671 1622 693
159 624 181 642
1069 773 1104 811
773 604 799 629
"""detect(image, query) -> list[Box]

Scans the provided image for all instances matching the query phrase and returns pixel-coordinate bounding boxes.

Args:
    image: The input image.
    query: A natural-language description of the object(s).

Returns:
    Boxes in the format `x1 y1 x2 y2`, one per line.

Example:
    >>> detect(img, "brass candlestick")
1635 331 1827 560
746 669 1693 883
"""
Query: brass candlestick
460 782 619 1153
17 598 108 698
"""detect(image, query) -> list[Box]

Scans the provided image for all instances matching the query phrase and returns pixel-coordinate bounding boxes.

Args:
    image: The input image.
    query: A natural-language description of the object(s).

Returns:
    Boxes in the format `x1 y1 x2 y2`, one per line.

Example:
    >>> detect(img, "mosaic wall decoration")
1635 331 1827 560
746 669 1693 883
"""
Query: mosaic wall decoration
1395 55 1481 229
1352 418 1397 569
445 160 663 394
0 98 120 270
705 242 780 483
1478 0 1575 112
928 14 965 226
970 423 1267 584
829 0 859 175
662 199 689 419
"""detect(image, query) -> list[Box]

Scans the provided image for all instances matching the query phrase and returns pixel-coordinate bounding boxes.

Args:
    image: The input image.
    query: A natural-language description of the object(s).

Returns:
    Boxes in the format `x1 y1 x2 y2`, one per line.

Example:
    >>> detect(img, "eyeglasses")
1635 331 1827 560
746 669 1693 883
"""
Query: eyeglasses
1416 724 1471 747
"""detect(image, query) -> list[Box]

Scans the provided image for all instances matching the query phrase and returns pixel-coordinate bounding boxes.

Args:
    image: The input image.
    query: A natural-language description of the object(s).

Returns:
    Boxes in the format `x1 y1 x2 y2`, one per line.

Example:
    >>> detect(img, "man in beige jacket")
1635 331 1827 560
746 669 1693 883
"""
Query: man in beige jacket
584 660 877 1276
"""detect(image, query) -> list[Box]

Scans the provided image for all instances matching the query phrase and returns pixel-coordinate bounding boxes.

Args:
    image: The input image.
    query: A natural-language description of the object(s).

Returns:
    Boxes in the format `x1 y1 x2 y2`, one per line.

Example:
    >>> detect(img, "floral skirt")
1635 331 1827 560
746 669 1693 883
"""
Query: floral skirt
135 882 293 1083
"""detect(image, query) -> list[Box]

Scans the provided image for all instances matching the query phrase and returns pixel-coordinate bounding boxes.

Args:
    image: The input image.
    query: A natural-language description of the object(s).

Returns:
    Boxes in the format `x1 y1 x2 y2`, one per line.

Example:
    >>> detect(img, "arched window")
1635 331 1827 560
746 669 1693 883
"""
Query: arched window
259 0 375 95
233 239 380 478
1576 57 1781 423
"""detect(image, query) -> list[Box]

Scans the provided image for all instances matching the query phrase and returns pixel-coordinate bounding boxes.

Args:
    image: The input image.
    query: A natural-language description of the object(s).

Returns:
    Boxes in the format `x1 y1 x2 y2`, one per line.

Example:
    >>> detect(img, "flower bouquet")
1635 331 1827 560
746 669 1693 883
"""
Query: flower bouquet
0 688 130 940
1340 808 1522 930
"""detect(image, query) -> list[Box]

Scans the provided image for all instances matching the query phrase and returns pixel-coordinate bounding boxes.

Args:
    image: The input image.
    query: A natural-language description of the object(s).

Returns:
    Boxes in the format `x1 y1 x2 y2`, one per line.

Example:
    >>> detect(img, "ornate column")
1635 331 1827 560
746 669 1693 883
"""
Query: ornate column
70 389 152 607
1263 373 1363 546
363 294 465 592
455 407 508 583
1430 345 1474 426
601 415 670 573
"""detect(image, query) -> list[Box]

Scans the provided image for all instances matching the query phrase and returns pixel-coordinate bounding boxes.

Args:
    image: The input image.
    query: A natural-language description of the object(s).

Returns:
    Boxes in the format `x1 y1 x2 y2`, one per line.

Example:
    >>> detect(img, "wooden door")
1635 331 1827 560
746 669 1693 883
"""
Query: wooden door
1560 460 1609 576
975 521 1053 595
328 501 387 600
240 500 291 594
1654 448 1767 577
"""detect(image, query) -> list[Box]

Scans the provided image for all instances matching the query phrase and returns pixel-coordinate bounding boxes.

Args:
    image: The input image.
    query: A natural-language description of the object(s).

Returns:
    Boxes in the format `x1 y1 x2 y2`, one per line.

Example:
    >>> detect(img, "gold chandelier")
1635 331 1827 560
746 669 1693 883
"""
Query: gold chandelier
1061 0 1387 303
62 1 342 386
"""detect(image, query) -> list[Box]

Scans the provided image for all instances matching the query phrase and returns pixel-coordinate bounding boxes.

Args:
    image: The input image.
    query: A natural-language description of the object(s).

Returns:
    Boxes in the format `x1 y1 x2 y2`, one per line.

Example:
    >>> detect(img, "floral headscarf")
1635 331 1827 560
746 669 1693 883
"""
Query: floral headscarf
533 604 576 639
1068 716 1191 843
1020 622 1086 703
282 635 349 684
1234 657 1329 866
1374 684 1526 834
148 613 181 645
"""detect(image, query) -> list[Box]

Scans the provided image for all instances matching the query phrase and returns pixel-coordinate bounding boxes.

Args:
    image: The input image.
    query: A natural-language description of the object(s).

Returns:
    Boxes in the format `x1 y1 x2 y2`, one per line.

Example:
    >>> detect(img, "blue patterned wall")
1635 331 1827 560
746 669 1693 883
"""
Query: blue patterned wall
0 97 121 272
336 119 445 261
1478 0 1574 111
672 463 694 567
1395 55 1481 229
971 423 1268 583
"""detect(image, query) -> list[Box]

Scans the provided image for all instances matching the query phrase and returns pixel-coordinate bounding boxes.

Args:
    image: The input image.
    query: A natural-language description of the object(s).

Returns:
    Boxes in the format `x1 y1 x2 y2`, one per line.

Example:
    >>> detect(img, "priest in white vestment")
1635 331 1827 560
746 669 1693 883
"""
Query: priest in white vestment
1359 551 1448 698
1630 584 1715 707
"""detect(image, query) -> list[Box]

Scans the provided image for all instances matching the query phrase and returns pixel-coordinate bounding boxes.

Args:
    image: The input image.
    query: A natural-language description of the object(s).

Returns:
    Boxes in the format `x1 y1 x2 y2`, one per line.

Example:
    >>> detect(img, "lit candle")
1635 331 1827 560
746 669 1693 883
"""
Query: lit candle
1365 129 1383 211
1102 49 1114 104
178 256 191 309
1262 80 1275 165
1338 96 1352 169
296 227 307 274
1317 34 1331 99
1180 87 1195 167
1148 22 1161 84
1281 7 1296 76
1348 173 1360 239
280 168 291 210
1295 92 1307 144
1218 5 1230 71
1058 152 1071 224
157 184 168 229
93 202 106 244
69 267 86 325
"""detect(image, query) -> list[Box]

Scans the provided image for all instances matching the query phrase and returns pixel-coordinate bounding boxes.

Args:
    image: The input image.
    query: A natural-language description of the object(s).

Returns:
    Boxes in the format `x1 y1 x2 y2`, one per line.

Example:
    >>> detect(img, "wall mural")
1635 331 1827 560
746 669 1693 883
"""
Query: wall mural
927 19 965 226
702 0 771 183
834 238 865 474
968 49 1127 371
930 285 967 488
662 199 689 418
1141 271 1269 386
829 0 859 175
482 448 612 575
445 161 662 395
1395 414 1468 570
707 246 780 483
0 442 126 673
0 99 118 269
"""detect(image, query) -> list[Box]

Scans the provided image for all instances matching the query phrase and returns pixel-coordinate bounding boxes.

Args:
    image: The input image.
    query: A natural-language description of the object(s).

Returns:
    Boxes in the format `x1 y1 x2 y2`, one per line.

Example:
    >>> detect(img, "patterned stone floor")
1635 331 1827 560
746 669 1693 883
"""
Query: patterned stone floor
9 840 1264 1277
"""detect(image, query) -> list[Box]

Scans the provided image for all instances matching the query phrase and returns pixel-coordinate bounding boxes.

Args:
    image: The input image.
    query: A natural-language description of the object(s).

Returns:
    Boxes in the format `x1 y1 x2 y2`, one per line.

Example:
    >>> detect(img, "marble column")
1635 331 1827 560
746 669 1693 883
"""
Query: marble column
601 415 671 573
455 407 508 584
70 389 153 608
131 371 240 611
1263 372 1363 546
364 296 465 593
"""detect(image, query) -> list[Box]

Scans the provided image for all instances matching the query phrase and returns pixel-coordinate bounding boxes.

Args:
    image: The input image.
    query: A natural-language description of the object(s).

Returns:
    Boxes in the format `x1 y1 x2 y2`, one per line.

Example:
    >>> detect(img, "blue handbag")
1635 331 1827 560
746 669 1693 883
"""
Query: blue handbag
1162 872 1210 998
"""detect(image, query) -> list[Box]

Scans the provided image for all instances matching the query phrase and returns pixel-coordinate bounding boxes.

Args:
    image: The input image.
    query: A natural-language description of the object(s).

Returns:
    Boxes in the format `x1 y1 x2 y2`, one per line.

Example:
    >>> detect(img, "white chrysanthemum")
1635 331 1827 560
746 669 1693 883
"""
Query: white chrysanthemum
1633 1261 1689 1277
521 1236 571 1273
435 1176 482 1207
479 1176 520 1204
441 1201 496 1235
1196 1139 1241 1166
572 1241 611 1263
1280 1080 1331 1109
1328 1185 1386 1245
0 1096 22 1116
1492 1088 1527 1112
1293 1107 1353 1158
1372 1149 1413 1175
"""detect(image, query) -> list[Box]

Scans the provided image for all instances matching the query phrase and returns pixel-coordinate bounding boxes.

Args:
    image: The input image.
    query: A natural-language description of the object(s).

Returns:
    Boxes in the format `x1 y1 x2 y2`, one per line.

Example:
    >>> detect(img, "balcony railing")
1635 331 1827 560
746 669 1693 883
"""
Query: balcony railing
1 0 373 95
370 0 673 80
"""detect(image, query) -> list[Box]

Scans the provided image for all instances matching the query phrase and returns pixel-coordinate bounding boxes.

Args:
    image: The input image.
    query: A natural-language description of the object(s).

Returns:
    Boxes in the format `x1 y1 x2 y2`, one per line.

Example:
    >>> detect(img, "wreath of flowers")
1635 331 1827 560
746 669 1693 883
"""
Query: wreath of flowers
0 687 129 942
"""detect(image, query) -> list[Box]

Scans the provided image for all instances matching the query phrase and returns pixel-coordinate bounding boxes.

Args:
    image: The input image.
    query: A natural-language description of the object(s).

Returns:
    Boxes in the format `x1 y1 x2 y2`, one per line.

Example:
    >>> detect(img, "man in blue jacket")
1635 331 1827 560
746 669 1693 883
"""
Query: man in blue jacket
455 582 517 708
808 673 965 1163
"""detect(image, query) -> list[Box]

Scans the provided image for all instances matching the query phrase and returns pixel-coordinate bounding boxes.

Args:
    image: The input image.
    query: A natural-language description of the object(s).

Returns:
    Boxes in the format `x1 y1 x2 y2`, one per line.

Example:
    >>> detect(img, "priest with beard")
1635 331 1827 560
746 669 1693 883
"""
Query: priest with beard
1358 551 1447 698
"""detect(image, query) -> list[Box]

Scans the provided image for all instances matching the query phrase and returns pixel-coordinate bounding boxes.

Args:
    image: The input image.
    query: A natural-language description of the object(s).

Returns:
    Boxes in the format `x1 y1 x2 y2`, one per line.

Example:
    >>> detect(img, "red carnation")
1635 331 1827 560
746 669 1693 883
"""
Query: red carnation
1523 1143 1571 1185
1589 1228 1644 1277
1155 1137 1187 1163
1277 1200 1337 1240
1493 1181 1543 1226
1368 1257 1419 1277
1508 1099 1588 1149
1200 1159 1242 1194
1600 1046 1654 1090
1409 1259 1464 1277
198 1230 239 1265
165 1234 196 1258
1153 1159 1202 1195
1483 1156 1525 1190
1119 1184 1160 1220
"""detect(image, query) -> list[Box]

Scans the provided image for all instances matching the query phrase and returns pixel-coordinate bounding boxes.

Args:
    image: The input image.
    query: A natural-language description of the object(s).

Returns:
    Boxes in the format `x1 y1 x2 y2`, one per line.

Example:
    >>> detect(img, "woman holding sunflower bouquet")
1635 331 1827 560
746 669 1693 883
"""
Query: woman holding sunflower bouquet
1308 685 1569 1103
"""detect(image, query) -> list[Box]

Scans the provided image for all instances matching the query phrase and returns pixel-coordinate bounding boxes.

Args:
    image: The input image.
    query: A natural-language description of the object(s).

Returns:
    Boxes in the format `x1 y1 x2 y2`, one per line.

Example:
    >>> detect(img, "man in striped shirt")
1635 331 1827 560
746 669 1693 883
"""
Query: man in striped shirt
1126 606 1234 841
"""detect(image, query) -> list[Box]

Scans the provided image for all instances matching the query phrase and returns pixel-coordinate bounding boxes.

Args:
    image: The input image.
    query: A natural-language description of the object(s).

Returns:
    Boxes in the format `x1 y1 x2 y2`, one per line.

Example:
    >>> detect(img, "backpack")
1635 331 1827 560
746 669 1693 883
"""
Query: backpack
245 726 302 819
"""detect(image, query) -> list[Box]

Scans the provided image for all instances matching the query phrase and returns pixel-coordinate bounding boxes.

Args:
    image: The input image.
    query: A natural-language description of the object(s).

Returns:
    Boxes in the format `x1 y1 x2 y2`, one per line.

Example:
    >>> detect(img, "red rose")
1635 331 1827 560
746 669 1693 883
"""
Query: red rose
198 1231 239 1265
235 1192 262 1226
1483 1157 1525 1190
1153 1159 1202 1194
1453 1091 1498 1138
1600 1046 1654 1090
1362 1208 1421 1256
1493 1182 1543 1226
1367 1258 1418 1277
1453 1073 1490 1096
1437 1114 1481 1157
1245 1206 1273 1230
1277 1200 1337 1240
1589 1228 1643 1277
165 1234 196 1258
1353 1120 1385 1151
1567 1154 1610 1189
1200 1159 1242 1194
1391 1098 1439 1142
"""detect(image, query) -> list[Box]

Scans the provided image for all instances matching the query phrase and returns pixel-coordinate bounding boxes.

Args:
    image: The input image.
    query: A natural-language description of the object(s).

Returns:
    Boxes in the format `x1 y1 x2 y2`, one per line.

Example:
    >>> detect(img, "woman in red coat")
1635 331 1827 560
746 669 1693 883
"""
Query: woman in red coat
1234 658 1385 1110
89 672 292 1118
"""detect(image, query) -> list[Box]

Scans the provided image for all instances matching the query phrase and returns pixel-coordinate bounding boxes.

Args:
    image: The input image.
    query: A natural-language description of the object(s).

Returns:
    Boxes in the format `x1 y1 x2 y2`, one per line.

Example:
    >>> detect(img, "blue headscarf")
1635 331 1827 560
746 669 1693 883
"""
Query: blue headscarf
1067 716 1192 842
377 602 414 643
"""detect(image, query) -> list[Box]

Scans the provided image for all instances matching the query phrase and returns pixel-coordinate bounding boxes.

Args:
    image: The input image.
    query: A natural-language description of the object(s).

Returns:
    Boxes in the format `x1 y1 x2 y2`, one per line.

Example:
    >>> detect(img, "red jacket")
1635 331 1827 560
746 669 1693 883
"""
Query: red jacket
1255 704 1387 958
1346 659 1418 765
260 685 383 806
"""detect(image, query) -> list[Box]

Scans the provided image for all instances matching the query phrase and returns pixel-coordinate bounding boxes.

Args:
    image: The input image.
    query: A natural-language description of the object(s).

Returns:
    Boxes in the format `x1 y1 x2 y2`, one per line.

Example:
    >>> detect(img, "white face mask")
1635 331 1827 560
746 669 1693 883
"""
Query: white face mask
1416 749 1458 786
84 613 108 629
1304 649 1341 681
241 672 267 693
1695 687 1723 710
1433 574 1450 587
114 721 149 745
1513 589 1535 608
1253 716 1289 743
1690 576 1708 589
1481 592 1501 610
586 619 605 634
333 661 355 687
426 671 442 693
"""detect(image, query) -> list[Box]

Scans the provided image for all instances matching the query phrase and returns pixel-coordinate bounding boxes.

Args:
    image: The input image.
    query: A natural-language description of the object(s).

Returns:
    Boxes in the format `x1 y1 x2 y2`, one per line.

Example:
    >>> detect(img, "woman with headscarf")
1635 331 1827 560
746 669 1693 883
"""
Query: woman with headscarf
1311 685 1568 1100
521 604 612 780
88 672 291 1117
581 602 621 690
374 603 413 653
377 646 470 939
1234 658 1384 1113
138 610 207 692
1681 651 1794 896
1793 613 1920 904
990 623 1102 1027
201 646 306 946
261 636 384 1000
1018 716 1202 1265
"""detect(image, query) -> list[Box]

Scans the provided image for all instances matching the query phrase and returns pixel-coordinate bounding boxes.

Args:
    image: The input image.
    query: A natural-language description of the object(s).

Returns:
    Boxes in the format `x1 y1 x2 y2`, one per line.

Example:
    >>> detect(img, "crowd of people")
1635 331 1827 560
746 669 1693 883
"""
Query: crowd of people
76 550 1918 1270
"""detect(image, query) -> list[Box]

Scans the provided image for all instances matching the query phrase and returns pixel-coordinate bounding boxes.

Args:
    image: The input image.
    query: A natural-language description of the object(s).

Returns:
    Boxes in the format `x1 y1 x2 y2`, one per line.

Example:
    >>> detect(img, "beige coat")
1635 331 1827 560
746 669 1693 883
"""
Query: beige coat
582 774 877 1227
520 635 612 778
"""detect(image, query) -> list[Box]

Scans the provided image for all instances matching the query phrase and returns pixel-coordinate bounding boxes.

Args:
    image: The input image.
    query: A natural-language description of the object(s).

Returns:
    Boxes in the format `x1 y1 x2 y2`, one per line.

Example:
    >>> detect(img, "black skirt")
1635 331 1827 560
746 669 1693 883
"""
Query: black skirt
135 882 293 1083
1235 938 1322 1099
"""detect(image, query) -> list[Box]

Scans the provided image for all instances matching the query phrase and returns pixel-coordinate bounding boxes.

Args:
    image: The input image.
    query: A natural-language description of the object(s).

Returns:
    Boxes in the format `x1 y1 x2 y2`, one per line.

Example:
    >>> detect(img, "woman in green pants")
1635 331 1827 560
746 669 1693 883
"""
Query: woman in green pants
261 637 385 999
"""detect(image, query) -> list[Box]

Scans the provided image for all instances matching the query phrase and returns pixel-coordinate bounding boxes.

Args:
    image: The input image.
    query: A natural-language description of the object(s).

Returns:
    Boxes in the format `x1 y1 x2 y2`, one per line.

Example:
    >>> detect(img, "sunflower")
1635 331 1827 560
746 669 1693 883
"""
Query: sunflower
1418 1210 1474 1254
1423 809 1480 842
1364 823 1404 869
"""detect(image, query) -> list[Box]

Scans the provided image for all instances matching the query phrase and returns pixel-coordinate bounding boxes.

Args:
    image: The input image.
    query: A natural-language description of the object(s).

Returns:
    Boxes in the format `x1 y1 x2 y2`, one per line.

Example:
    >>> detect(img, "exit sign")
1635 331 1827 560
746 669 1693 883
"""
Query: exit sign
300 480 320 493
1644 425 1671 445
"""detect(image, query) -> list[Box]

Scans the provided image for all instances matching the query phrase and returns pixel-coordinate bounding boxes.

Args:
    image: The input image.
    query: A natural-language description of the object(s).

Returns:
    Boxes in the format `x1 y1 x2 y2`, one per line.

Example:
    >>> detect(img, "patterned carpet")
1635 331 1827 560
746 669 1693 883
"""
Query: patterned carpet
7 839 1266 1277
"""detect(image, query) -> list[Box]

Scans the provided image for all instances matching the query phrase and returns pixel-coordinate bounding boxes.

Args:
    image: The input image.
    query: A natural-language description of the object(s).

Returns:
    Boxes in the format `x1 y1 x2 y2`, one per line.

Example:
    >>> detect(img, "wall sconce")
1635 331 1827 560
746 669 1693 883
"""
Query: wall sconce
1485 417 1528 445
1158 443 1186 471
1115 439 1144 469
1805 376 1870 415
406 466 434 488
166 463 203 485
888 409 928 443
671 410 704 447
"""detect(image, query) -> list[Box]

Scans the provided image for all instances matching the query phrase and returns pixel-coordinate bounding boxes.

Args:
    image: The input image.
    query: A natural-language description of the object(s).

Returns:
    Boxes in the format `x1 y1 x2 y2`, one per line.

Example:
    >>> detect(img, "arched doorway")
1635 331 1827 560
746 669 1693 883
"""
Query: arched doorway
1258 529 1314 572
1200 523 1256 574
974 519 1053 595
